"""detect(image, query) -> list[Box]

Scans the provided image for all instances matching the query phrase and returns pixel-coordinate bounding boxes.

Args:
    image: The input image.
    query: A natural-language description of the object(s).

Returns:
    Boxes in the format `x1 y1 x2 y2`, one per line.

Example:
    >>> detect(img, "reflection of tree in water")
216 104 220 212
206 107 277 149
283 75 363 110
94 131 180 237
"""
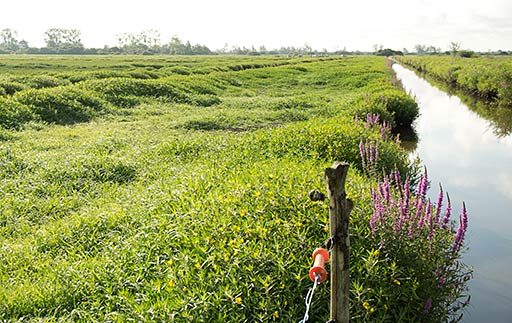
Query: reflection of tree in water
418 71 512 138
455 96 512 138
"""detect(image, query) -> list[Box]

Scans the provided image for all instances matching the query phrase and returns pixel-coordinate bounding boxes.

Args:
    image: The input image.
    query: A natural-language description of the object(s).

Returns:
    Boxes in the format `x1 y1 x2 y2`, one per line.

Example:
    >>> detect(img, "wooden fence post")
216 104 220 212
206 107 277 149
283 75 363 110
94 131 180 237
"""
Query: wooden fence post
324 162 353 323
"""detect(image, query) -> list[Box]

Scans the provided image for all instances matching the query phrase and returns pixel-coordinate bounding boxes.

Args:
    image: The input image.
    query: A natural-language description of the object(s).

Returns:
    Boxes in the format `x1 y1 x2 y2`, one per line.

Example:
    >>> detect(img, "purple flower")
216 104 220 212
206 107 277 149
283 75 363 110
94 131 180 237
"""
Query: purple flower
416 198 425 229
423 298 433 314
442 193 452 229
359 139 366 171
452 202 468 254
438 275 446 288
434 184 443 227
370 188 385 235
394 169 401 188
424 200 432 231
417 168 429 200
408 221 415 239
375 142 380 166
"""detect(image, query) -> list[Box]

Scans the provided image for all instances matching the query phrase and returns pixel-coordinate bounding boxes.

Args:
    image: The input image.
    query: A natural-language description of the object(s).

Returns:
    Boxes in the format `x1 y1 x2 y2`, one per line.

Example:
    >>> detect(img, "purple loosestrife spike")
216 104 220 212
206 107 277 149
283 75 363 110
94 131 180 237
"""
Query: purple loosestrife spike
438 275 446 288
359 139 366 173
375 142 380 166
389 197 396 211
404 178 410 205
423 298 433 314
370 212 377 235
442 193 452 229
355 114 359 126
434 184 444 228
424 200 433 232
369 141 375 166
394 169 401 188
408 220 415 239
394 199 404 233
384 177 391 204
378 181 385 199
416 198 425 229
418 167 429 200
398 178 410 232
452 202 468 254
381 126 386 141
370 189 384 235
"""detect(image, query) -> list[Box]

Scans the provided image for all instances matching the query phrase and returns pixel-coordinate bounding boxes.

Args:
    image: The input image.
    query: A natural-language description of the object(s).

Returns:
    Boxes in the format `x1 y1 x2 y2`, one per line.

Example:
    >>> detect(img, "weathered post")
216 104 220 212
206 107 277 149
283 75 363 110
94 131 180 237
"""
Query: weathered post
324 162 353 322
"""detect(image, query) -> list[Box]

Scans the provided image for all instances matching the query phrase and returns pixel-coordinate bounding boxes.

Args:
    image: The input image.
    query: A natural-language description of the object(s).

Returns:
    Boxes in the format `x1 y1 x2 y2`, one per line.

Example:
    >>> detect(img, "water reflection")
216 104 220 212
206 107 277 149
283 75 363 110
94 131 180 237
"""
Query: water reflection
404 68 512 138
392 63 512 323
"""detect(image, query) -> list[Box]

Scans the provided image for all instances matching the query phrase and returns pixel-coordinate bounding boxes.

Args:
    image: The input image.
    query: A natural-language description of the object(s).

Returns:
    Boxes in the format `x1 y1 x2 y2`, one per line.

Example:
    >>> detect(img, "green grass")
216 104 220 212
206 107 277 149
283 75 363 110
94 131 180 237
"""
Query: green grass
0 55 434 322
395 55 512 107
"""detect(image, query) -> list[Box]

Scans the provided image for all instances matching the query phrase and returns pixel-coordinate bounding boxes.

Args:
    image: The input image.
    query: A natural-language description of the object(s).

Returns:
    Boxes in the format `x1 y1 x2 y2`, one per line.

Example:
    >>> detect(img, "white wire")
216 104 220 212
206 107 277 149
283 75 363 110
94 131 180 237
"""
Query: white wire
299 273 321 323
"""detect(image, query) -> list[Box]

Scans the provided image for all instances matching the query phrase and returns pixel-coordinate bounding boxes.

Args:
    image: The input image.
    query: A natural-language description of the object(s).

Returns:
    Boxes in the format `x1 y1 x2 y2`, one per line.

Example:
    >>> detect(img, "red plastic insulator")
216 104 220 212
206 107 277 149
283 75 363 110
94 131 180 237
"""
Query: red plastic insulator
309 248 329 283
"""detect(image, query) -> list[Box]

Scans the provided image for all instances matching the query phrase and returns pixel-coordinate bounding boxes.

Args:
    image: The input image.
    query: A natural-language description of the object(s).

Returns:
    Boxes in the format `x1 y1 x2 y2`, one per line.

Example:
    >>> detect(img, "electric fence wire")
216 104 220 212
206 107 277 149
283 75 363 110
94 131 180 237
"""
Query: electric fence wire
299 273 321 323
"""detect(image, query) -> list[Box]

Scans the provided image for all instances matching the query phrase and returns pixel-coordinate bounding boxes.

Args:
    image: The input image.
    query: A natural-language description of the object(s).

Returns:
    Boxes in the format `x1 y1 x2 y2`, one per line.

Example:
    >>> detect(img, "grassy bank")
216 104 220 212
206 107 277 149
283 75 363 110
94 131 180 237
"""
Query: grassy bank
395 55 512 108
0 55 469 322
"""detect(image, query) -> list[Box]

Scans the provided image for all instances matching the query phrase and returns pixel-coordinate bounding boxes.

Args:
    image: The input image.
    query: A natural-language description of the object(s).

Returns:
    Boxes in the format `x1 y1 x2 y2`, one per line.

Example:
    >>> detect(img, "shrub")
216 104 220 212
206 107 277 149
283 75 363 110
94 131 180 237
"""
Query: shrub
0 97 36 129
348 95 394 126
15 87 108 124
248 116 413 179
81 78 192 107
354 165 472 322
14 75 71 89
378 90 419 127
0 81 27 95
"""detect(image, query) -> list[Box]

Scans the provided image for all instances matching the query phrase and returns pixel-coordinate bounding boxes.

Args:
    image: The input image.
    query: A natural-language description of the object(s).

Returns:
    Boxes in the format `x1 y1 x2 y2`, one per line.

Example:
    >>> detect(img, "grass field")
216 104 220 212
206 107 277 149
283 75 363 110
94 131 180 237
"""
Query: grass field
0 55 469 322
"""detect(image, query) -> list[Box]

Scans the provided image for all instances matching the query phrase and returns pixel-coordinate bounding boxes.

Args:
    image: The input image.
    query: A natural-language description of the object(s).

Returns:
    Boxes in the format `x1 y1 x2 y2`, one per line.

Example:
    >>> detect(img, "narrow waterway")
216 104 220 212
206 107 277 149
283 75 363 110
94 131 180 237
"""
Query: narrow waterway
392 63 512 323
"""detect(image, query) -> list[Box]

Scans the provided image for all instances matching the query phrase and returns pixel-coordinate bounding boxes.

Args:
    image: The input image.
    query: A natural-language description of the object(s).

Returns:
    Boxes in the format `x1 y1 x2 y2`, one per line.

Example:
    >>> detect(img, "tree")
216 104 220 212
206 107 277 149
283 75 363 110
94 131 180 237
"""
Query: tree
0 28 20 52
118 29 161 54
44 28 83 50
414 44 427 55
375 48 404 56
449 41 461 56
167 36 186 54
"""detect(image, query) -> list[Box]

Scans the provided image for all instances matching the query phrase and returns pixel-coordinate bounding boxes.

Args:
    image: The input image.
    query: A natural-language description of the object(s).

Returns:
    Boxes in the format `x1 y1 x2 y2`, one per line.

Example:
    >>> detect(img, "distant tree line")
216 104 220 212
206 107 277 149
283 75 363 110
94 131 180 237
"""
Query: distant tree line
1 28 510 56
0 27 377 56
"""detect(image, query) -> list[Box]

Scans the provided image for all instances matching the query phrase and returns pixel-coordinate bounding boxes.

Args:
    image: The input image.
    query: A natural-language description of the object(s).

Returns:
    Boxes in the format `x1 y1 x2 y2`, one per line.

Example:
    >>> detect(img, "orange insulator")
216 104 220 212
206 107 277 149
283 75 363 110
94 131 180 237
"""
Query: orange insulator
309 248 329 283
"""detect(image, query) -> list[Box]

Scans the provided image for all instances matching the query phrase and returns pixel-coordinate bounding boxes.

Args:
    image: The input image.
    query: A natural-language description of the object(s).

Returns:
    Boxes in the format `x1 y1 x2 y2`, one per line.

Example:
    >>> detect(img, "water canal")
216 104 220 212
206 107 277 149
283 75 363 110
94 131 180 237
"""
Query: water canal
392 63 512 322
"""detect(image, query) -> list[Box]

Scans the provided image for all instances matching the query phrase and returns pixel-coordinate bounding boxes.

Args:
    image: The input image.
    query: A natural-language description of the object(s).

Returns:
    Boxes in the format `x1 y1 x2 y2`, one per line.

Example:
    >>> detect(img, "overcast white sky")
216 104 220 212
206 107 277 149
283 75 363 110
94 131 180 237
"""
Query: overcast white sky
1 0 511 52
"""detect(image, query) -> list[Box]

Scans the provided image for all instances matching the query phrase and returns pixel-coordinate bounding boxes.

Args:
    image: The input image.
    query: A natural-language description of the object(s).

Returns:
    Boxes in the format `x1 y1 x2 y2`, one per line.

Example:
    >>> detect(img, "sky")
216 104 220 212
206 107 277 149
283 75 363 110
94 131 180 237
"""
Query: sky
1 0 511 52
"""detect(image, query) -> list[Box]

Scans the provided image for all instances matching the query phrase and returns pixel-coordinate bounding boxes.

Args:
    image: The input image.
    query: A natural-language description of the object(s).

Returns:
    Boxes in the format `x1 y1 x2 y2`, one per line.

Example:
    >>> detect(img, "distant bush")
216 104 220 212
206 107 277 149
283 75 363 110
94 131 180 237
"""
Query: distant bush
459 50 475 58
